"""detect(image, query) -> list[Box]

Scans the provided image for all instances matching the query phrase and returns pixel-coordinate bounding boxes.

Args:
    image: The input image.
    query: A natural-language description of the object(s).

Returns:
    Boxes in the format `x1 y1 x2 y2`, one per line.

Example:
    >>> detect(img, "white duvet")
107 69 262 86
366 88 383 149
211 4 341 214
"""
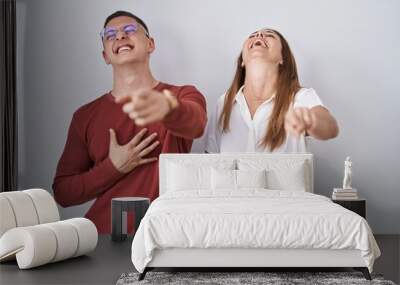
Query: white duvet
131 190 380 273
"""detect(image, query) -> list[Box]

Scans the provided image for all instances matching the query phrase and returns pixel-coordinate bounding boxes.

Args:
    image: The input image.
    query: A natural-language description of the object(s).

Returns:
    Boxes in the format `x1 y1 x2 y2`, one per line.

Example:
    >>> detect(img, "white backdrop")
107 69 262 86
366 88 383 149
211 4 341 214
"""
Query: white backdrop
16 0 400 233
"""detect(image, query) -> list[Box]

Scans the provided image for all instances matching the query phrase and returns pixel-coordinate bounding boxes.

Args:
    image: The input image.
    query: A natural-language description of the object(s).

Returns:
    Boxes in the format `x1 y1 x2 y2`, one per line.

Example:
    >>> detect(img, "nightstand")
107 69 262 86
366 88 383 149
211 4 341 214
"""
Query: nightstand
332 198 366 218
111 197 150 242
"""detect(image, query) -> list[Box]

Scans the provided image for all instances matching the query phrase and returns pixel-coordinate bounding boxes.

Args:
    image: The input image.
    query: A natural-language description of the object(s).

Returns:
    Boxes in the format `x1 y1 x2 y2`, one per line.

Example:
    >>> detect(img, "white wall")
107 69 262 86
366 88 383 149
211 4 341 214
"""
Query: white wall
16 0 400 233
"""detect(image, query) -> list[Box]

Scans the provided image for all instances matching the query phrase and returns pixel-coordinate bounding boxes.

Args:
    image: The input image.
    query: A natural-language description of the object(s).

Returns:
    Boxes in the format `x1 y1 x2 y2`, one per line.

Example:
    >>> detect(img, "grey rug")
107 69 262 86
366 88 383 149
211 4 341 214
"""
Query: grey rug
116 271 396 285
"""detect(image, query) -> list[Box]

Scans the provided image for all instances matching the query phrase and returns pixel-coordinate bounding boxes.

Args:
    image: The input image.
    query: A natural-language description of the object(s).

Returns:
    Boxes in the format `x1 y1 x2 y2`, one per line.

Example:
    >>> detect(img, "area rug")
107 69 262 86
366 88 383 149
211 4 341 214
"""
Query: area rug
116 271 396 285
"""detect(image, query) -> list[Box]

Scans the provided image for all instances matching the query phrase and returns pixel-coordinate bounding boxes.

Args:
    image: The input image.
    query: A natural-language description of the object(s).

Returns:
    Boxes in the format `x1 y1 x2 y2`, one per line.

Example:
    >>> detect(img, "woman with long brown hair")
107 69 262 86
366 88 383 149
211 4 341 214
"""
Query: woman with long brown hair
206 28 338 153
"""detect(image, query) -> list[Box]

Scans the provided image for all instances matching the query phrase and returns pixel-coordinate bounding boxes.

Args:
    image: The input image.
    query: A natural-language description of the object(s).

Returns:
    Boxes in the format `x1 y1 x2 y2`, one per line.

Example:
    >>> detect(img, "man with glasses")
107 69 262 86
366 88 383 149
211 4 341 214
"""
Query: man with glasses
53 11 207 233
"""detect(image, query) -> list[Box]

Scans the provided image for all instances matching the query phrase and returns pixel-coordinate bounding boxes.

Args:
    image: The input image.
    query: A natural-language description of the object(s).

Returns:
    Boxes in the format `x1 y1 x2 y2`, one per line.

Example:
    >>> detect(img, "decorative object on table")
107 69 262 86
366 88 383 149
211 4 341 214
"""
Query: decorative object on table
343 156 352 189
116 271 395 285
332 188 359 200
332 198 366 218
111 197 150 242
332 156 358 200
0 189 98 269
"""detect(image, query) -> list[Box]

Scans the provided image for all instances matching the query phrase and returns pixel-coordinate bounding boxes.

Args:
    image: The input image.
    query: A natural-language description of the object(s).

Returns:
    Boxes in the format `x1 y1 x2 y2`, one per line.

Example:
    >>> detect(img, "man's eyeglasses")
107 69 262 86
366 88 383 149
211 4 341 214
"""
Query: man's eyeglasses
100 23 149 41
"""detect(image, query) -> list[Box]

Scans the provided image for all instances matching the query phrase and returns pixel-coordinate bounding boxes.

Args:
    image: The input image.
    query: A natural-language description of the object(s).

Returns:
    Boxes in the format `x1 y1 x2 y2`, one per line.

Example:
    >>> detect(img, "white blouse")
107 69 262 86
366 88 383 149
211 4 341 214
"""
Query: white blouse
205 86 325 153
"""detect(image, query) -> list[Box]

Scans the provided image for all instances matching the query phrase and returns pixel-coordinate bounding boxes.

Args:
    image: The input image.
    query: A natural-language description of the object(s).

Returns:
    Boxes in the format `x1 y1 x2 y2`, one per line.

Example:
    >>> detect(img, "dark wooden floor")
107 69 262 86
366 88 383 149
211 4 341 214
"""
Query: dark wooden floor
373 234 400 284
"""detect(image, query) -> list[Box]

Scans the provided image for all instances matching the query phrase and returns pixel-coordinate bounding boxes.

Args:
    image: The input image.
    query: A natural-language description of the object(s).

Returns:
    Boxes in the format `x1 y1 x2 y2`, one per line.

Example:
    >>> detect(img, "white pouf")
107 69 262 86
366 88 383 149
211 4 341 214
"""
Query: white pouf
0 189 60 237
0 189 98 269
0 196 17 237
1 191 39 227
24 189 60 223
0 218 98 269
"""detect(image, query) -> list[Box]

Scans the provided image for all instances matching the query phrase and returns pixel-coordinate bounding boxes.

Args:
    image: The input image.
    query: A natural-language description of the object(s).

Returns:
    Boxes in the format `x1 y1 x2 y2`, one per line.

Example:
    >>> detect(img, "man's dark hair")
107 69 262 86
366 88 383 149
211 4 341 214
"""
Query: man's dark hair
103 10 149 35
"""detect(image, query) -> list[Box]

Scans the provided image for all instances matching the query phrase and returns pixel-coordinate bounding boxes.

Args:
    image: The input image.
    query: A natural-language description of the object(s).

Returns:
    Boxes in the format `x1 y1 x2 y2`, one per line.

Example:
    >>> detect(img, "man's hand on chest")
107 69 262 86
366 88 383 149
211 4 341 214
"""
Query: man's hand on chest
108 128 159 174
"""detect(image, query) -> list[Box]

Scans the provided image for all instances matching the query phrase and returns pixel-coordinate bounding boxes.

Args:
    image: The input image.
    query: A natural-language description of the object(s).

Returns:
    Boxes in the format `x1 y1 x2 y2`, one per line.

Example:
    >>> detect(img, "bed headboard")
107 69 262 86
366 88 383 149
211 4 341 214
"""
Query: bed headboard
159 153 314 195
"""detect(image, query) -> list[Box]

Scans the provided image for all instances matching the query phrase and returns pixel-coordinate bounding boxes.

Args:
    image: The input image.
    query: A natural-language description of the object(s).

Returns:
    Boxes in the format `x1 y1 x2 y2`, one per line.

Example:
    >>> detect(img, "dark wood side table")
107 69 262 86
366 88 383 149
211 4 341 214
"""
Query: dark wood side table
111 197 150 242
332 198 366 218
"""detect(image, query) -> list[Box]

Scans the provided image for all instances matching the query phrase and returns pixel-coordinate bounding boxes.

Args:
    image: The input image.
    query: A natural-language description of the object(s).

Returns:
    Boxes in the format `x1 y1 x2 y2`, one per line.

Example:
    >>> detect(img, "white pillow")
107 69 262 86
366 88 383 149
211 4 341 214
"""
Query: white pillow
238 159 307 191
211 168 236 190
167 162 209 191
236 169 267 189
267 162 306 191
211 168 267 190
166 160 235 192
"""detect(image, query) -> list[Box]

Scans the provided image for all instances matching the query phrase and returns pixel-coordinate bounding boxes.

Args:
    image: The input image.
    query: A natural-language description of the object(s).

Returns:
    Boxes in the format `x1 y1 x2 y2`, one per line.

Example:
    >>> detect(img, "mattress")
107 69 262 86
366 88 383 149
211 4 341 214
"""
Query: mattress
131 189 380 273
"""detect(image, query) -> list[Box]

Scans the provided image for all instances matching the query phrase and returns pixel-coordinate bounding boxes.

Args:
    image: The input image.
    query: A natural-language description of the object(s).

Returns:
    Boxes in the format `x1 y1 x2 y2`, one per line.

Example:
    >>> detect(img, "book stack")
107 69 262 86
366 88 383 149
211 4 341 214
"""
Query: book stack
332 188 358 200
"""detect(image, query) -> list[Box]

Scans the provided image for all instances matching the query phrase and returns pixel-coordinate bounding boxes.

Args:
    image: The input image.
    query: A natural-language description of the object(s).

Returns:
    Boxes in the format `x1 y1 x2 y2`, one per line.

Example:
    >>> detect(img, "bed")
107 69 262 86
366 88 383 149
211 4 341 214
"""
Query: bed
131 153 380 281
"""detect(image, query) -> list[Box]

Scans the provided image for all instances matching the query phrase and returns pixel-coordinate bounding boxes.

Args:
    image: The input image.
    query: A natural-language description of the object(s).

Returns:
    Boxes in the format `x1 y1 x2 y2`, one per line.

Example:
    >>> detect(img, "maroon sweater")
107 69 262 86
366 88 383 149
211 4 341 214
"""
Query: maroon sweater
52 82 207 233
